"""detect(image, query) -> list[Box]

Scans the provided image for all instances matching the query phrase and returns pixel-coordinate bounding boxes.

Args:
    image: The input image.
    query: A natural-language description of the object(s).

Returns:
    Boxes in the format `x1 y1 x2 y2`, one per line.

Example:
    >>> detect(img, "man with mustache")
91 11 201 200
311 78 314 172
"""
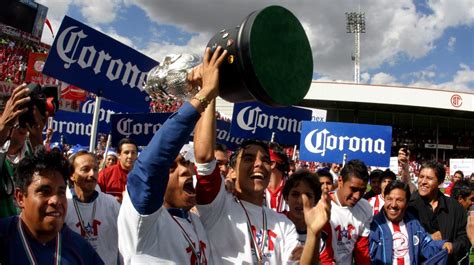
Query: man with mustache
0 148 103 264
370 180 450 264
65 150 121 264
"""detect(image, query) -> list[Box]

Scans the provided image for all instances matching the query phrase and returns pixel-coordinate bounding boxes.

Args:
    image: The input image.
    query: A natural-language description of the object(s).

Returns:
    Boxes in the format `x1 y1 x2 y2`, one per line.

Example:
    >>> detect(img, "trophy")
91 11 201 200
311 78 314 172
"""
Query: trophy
145 5 313 107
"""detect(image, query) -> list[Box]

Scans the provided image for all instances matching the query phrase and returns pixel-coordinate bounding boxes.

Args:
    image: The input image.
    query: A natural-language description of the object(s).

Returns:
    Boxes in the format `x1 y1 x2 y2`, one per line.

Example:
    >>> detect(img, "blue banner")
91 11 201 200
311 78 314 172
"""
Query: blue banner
49 110 110 146
216 120 245 150
111 113 172 146
299 121 392 166
111 113 244 149
230 102 312 145
42 16 158 112
80 97 140 123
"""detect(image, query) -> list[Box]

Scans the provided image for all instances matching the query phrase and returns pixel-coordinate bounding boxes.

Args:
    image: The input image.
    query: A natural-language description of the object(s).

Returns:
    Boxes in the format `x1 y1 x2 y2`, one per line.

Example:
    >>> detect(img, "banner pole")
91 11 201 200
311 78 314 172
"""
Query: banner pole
292 145 297 161
89 96 102 153
343 153 347 167
271 132 276 143
100 134 112 170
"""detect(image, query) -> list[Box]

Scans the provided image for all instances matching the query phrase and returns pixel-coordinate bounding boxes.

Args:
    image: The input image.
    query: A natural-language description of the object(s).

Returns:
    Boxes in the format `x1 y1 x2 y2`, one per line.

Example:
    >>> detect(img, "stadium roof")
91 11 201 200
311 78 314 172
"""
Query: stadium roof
216 81 474 119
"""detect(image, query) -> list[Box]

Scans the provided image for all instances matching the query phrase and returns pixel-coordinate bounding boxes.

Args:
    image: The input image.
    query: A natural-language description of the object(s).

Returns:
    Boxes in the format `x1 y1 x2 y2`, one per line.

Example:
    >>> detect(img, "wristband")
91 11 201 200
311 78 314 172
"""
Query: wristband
192 95 210 109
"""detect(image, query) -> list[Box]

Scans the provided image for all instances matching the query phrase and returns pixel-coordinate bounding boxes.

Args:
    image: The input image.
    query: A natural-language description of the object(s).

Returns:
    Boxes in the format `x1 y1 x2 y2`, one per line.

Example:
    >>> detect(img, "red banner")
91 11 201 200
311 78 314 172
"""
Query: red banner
25 52 58 85
61 84 87 101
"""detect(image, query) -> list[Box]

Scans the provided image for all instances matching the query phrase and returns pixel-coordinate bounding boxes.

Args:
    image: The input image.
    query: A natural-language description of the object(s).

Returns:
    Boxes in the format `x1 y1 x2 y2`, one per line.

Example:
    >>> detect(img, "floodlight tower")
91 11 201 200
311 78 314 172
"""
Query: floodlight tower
346 12 365 84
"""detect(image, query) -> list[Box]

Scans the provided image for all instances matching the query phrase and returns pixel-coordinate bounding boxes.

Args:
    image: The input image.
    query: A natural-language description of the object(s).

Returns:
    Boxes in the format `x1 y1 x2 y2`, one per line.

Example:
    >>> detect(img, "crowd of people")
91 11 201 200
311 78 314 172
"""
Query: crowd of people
0 47 473 265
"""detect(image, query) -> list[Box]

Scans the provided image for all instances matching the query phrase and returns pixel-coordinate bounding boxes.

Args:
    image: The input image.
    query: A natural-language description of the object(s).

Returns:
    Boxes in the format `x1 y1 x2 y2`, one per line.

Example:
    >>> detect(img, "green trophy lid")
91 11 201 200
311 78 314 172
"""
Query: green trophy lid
248 6 313 106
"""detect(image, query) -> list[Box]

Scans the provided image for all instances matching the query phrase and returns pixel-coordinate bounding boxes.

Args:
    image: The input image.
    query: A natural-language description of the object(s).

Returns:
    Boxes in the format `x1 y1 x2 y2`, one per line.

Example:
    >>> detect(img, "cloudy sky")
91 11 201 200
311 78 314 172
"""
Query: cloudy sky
37 0 474 92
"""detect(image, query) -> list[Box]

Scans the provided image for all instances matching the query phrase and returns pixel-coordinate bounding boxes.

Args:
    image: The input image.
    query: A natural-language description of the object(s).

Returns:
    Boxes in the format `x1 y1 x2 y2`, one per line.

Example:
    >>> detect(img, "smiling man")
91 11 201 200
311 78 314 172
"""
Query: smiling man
319 159 373 265
65 150 121 264
0 148 103 264
370 180 450 264
407 161 470 264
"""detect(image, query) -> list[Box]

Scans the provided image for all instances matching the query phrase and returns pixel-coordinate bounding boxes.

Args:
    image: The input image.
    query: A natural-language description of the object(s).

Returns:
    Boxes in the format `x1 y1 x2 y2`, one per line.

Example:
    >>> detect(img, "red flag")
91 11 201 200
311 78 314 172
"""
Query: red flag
44 18 54 38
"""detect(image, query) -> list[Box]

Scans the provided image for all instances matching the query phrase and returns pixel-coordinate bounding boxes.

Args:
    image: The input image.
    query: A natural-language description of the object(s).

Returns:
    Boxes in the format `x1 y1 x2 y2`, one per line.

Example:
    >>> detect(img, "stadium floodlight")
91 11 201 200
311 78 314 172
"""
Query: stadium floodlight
346 12 366 84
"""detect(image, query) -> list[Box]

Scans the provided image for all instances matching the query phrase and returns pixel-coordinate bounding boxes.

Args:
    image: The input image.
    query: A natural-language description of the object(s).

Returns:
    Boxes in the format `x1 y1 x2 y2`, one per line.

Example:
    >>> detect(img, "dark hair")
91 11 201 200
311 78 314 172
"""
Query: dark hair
117 138 138 154
69 150 97 170
383 180 411 201
340 159 369 183
15 147 72 194
229 139 269 169
381 169 396 181
452 179 473 200
316 168 333 182
420 160 445 183
268 142 290 174
283 169 322 202
369 169 384 181
215 143 228 153
454 170 464 178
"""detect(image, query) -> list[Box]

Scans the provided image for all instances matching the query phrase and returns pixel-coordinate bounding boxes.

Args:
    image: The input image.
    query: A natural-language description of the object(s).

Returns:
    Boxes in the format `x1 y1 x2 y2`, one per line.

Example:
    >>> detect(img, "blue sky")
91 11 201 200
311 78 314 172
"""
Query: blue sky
38 0 474 92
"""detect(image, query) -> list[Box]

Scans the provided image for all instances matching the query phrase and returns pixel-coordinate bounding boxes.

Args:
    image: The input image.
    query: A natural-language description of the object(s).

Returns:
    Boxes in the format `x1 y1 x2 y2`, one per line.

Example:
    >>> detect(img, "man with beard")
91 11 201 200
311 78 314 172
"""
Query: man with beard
118 46 227 264
407 161 470 264
98 138 138 203
0 148 103 264
370 180 450 264
65 150 121 264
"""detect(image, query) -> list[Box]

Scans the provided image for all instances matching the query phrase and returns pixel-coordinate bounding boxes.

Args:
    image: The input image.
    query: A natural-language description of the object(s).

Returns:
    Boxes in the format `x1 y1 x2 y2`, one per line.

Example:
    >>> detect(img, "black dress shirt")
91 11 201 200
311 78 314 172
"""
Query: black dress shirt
408 190 470 264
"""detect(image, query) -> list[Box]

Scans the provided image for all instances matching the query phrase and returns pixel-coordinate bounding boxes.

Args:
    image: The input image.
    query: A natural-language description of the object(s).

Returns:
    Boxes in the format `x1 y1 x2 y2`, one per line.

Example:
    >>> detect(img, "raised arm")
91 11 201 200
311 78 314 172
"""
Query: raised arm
300 192 331 265
0 84 30 145
127 47 227 215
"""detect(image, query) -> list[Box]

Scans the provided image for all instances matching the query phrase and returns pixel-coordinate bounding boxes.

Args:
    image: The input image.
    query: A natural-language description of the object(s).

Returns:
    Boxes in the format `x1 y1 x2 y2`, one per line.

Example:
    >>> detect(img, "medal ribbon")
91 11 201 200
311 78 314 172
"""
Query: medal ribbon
18 217 61 265
236 197 268 264
170 215 204 265
73 197 97 239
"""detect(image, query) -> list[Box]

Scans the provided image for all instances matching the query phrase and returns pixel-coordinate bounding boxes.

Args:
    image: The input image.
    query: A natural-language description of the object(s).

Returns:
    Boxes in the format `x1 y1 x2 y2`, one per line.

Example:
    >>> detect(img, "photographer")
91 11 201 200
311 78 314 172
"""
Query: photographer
0 83 51 218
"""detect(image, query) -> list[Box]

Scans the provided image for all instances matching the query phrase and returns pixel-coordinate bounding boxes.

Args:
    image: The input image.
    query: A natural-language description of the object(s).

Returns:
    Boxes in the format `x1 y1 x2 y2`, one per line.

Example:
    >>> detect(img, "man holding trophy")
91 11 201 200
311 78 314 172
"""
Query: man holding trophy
118 5 323 264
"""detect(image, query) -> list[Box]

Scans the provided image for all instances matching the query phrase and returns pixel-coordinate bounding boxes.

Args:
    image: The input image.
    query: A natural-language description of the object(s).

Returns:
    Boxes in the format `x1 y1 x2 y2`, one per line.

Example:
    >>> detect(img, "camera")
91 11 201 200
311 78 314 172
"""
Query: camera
18 83 59 128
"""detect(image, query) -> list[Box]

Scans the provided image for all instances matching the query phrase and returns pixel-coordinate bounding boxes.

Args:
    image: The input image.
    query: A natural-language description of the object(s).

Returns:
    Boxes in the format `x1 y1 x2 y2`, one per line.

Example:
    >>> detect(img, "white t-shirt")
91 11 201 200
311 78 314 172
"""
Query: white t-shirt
386 217 411 265
327 193 373 264
65 191 121 265
196 163 299 264
368 194 385 215
118 191 212 265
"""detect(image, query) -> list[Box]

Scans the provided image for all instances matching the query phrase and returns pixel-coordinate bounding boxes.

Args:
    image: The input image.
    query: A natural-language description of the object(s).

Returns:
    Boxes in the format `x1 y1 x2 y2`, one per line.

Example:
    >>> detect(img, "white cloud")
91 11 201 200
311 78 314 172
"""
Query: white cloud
447 36 456 51
127 0 474 87
405 65 437 81
73 0 123 24
368 64 474 92
371 72 398 85
361 72 371 83
140 34 209 63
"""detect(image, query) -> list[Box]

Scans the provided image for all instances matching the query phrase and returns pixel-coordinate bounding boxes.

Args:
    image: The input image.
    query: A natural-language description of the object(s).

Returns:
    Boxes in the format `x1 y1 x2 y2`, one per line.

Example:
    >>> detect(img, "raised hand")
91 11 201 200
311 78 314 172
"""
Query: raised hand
0 84 30 131
303 191 331 235
200 46 227 100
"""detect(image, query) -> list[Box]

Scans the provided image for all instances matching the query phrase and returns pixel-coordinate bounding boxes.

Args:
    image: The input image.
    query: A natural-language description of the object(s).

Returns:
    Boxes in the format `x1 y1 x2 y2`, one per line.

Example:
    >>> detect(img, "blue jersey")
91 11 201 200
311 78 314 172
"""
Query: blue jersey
0 216 103 265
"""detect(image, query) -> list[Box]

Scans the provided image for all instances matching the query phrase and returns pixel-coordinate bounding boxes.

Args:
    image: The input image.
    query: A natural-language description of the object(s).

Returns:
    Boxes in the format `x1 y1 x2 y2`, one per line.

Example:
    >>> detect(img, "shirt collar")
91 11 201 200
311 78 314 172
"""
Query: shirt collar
71 188 99 203
167 208 189 219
